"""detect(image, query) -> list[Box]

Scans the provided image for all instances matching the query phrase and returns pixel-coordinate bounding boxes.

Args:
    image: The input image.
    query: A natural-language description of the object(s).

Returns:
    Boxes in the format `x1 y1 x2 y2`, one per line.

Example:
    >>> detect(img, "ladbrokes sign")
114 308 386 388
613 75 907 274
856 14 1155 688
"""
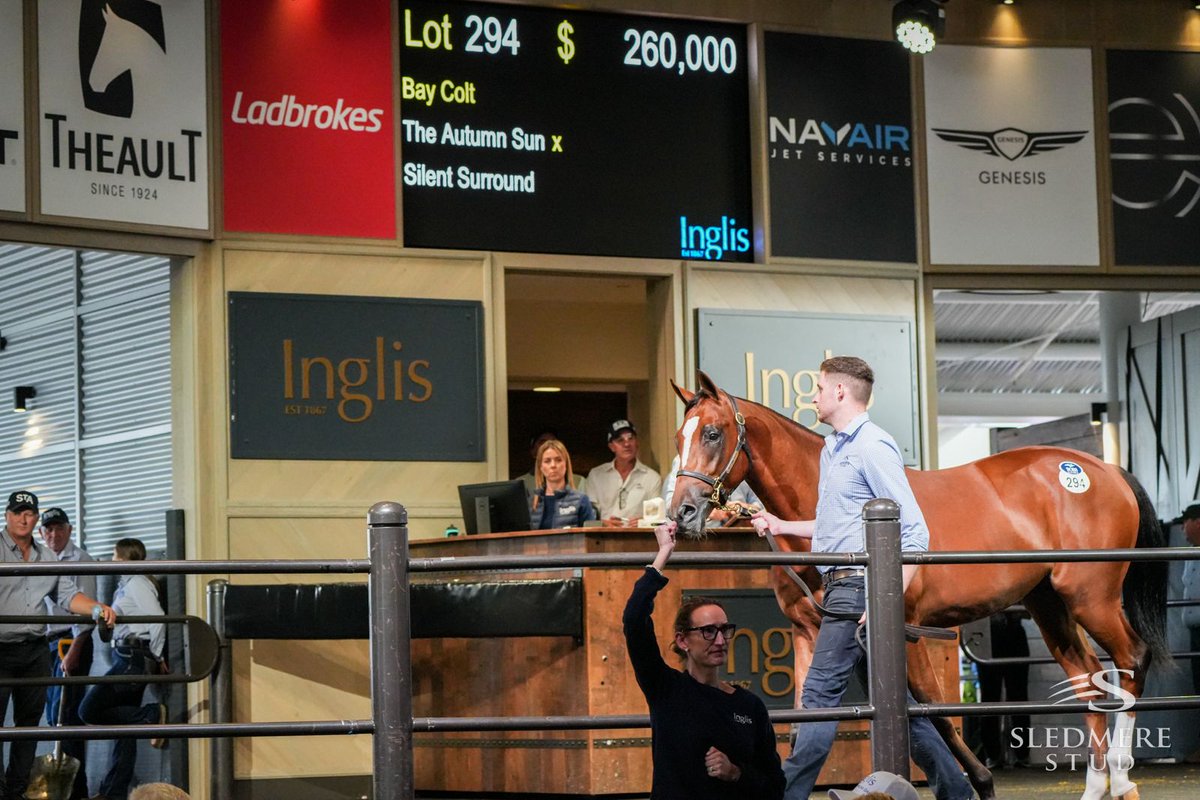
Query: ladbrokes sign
228 293 484 462
221 0 395 238
38 0 208 229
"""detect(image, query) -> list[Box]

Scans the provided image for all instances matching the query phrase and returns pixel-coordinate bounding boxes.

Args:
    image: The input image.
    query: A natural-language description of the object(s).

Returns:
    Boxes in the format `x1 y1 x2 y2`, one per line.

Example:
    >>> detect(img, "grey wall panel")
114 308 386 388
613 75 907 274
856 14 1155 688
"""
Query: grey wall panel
0 244 75 323
81 300 171 437
0 449 76 520
81 433 172 553
0 316 76 456
79 251 169 306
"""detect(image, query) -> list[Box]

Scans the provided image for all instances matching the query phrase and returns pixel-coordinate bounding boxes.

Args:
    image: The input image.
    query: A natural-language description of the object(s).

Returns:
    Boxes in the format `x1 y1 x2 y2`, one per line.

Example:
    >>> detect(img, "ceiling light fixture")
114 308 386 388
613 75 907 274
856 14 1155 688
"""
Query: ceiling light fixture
893 0 947 54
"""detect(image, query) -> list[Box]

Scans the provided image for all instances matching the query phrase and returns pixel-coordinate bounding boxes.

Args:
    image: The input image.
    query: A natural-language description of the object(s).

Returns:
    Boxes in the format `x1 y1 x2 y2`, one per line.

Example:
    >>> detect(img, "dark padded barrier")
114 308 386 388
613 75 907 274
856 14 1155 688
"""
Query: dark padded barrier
223 579 583 640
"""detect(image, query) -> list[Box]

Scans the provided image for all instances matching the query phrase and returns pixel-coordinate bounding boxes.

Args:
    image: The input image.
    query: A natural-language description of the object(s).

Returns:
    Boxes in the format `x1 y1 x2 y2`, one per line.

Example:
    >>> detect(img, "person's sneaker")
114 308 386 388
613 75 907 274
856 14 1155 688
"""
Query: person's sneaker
149 702 168 748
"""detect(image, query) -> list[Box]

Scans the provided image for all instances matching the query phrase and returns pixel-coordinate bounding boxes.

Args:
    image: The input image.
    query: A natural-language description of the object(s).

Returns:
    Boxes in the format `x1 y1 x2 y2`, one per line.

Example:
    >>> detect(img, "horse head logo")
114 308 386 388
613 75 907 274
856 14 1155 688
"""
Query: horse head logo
77 0 167 119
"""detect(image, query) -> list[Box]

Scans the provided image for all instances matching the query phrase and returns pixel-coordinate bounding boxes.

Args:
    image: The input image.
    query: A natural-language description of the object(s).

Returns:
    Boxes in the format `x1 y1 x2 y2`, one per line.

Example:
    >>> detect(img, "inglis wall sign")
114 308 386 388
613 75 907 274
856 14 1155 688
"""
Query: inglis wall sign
228 293 485 461
696 308 919 465
37 0 209 229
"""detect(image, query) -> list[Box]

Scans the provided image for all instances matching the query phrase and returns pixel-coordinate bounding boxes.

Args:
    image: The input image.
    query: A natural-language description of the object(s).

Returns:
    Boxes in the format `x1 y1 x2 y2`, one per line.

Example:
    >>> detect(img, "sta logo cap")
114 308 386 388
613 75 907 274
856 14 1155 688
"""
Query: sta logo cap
6 491 39 513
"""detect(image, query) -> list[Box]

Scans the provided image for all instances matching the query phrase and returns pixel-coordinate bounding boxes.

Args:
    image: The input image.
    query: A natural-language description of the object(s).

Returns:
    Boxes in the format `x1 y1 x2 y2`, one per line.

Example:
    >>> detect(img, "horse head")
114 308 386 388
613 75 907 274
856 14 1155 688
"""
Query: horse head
89 3 168 96
669 371 754 540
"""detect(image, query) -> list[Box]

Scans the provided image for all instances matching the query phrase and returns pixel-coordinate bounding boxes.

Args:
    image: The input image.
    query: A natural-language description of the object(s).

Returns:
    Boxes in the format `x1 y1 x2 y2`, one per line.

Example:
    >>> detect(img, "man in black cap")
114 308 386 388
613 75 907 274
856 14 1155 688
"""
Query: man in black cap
586 420 662 526
0 490 114 800
39 507 95 800
1176 503 1200 697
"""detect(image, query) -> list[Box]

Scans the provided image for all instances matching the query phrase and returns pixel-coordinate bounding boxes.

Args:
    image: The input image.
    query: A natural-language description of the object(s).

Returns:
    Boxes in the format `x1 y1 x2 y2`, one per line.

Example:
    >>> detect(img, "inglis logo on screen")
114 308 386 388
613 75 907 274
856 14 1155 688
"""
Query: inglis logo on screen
678 216 751 260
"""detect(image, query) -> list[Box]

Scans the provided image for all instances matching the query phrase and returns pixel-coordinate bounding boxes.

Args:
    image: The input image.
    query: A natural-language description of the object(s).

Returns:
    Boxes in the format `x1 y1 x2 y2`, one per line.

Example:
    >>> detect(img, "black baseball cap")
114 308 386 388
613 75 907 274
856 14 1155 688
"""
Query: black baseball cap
41 507 69 527
6 491 38 513
1171 503 1200 525
607 419 637 442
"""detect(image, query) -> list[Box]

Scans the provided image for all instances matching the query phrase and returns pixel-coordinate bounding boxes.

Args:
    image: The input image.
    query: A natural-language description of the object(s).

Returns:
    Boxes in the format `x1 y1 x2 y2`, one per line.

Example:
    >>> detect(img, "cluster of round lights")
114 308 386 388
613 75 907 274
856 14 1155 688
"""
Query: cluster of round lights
895 19 937 54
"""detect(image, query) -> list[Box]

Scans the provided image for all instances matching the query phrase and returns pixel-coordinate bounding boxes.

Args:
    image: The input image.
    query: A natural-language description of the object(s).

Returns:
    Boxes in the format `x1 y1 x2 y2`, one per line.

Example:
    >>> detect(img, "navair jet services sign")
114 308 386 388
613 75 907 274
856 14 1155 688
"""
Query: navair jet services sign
38 0 209 229
0 0 24 213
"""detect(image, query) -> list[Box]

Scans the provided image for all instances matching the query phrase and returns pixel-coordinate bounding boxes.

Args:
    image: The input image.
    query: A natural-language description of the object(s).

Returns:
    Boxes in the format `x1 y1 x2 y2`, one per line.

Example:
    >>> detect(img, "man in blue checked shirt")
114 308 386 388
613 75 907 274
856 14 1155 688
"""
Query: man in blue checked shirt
751 356 973 800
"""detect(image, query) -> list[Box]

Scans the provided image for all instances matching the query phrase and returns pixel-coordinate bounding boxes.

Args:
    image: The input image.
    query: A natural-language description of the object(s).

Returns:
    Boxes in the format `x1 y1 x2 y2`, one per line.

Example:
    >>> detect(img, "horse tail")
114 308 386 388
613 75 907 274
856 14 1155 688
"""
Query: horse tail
1118 468 1171 670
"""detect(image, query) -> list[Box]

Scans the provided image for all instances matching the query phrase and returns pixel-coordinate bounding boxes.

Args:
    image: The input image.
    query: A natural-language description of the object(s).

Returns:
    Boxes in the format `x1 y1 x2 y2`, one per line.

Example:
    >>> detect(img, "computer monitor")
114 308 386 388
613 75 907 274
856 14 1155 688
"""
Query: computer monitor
457 479 531 535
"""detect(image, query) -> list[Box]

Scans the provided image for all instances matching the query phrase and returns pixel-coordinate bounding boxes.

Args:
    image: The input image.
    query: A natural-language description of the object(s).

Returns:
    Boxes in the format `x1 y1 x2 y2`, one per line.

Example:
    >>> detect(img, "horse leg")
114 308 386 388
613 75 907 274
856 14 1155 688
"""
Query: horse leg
1068 595 1150 800
908 639 995 800
1023 584 1111 800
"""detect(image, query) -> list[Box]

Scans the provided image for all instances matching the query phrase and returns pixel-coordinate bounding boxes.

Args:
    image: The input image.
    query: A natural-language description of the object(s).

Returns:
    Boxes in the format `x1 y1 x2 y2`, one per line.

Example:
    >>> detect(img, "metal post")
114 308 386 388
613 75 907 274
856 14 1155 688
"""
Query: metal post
369 502 412 800
207 579 233 800
863 498 910 778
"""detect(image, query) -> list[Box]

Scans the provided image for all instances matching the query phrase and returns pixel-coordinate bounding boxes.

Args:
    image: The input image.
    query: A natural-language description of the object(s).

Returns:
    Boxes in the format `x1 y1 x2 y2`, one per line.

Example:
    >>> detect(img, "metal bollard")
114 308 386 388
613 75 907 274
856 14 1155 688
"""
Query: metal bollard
369 502 413 800
863 498 910 778
206 579 234 800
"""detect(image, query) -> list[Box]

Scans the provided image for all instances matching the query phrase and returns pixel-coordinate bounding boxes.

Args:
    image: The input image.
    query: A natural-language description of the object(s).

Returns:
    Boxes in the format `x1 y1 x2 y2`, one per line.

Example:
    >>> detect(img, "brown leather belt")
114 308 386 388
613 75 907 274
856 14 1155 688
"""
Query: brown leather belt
822 567 866 585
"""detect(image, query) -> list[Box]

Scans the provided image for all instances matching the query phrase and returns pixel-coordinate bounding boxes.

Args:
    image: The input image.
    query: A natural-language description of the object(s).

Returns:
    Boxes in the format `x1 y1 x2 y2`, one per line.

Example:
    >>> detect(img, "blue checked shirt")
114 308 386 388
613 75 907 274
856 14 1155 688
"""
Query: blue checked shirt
814 412 929 573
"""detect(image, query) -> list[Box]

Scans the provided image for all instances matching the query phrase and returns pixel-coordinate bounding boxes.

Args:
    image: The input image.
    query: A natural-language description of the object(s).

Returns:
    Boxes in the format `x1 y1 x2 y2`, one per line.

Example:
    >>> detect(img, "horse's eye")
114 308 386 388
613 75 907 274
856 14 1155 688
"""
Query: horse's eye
704 429 721 442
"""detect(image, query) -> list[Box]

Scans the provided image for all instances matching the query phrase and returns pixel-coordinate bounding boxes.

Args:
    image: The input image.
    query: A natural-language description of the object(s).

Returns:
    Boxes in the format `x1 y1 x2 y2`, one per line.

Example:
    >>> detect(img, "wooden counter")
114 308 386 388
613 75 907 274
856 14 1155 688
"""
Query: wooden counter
409 527 959 795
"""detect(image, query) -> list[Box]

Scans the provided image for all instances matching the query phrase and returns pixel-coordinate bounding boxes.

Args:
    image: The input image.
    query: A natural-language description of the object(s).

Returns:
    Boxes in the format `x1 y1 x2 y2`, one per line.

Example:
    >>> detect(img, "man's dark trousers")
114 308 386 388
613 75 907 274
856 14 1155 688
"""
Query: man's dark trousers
0 638 51 800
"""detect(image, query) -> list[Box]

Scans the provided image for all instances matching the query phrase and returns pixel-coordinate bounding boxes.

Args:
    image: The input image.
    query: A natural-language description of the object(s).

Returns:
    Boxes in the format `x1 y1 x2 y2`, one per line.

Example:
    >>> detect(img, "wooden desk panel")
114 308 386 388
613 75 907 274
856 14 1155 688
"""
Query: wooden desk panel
409 528 956 794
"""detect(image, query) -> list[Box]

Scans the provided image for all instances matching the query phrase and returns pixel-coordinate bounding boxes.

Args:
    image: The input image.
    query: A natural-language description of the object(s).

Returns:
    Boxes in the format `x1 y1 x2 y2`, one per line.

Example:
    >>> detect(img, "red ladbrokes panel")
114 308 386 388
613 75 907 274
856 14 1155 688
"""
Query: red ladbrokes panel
221 0 395 238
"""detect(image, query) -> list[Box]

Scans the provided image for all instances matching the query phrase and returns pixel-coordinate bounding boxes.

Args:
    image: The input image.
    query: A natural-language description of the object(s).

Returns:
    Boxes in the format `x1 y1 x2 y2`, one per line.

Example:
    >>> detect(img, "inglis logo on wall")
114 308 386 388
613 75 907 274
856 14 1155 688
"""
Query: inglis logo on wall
678 215 751 260
78 0 166 118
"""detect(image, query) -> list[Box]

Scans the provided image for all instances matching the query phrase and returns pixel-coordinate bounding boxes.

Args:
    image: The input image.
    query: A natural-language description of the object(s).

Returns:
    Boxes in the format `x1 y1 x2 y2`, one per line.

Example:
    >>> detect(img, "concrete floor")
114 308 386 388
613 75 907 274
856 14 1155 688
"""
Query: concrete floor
415 763 1200 800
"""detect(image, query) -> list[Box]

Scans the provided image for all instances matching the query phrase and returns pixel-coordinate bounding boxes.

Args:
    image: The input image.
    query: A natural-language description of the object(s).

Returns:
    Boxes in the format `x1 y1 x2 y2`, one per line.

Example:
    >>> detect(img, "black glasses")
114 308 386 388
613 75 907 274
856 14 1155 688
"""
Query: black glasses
684 623 736 641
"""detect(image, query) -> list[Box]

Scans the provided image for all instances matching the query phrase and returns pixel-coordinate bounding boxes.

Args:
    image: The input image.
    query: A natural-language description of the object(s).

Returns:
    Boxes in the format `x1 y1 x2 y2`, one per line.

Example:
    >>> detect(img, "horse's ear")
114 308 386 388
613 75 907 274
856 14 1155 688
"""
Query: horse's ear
697 371 720 397
671 378 694 405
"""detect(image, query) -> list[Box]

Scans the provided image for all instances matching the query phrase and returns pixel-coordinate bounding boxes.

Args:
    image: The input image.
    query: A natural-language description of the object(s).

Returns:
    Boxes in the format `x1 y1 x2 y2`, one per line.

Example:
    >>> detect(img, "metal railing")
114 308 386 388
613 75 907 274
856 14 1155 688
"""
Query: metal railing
3 502 1198 799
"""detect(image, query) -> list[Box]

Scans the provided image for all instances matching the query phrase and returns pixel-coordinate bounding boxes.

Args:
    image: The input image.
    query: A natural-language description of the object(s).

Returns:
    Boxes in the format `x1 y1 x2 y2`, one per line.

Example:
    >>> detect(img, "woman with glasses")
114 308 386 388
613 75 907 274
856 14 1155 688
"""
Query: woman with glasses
528 439 597 529
622 520 784 799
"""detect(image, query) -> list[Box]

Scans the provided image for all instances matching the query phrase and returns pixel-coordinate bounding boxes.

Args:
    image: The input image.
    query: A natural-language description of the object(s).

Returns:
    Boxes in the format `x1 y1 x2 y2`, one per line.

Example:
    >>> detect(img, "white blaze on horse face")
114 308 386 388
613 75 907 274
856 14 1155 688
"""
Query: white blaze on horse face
679 416 700 471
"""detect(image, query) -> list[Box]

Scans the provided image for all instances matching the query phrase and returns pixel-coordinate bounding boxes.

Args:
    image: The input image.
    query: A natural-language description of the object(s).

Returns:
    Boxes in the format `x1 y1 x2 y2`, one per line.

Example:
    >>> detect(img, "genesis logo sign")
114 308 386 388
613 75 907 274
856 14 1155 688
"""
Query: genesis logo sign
932 126 1087 186
932 127 1087 160
1109 94 1200 218
78 0 166 119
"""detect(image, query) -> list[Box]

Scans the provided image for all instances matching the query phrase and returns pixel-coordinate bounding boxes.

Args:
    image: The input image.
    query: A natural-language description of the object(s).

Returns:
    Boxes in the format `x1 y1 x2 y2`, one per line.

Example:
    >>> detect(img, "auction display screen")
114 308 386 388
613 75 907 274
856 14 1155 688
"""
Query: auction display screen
399 1 753 261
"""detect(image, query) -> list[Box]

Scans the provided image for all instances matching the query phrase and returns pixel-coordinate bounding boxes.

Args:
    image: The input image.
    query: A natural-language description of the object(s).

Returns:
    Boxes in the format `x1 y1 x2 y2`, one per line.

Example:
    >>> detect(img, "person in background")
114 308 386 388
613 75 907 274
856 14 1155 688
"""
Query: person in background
1178 503 1200 698
80 538 168 800
128 784 190 800
827 770 920 800
0 490 116 800
973 610 1030 769
39 507 95 800
519 430 586 497
529 439 597 529
587 420 663 527
623 519 784 799
662 454 761 528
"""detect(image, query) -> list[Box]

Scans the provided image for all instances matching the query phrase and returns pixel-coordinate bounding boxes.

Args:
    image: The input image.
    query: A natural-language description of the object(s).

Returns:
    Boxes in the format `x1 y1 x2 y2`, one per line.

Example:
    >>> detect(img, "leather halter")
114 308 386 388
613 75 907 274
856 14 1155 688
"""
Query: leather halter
674 391 753 512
